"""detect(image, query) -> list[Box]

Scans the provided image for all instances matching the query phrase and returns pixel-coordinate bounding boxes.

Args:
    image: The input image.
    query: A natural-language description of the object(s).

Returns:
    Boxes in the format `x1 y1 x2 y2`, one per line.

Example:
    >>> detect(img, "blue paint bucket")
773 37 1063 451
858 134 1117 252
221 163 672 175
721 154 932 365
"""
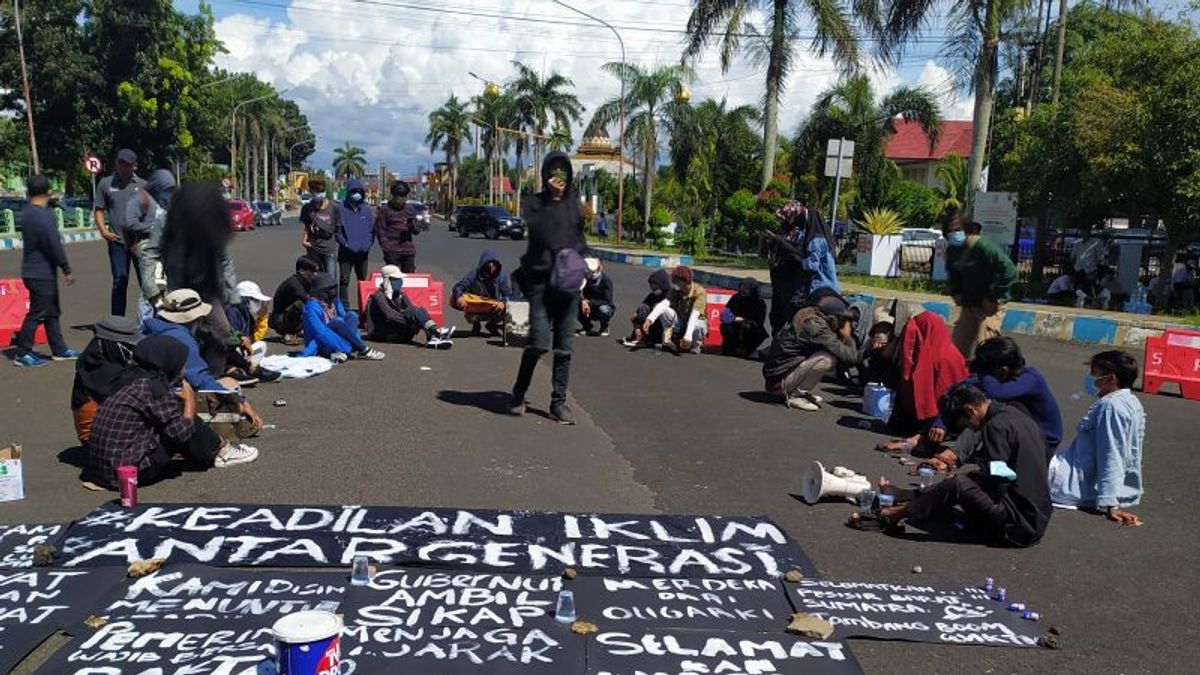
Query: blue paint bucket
272 610 342 675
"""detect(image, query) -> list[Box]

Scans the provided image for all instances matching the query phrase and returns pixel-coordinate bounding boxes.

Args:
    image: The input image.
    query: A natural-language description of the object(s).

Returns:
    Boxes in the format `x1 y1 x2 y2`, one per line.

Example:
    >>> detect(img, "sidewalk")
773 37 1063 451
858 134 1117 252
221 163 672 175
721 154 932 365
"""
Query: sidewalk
591 245 1185 348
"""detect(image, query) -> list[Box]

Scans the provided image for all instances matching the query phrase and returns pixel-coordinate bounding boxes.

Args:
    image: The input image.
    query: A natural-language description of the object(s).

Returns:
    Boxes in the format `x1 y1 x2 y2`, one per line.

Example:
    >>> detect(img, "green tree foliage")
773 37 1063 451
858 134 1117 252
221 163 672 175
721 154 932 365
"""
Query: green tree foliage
669 98 761 221
333 142 367 179
508 61 583 186
427 94 472 209
935 154 969 212
885 180 943 229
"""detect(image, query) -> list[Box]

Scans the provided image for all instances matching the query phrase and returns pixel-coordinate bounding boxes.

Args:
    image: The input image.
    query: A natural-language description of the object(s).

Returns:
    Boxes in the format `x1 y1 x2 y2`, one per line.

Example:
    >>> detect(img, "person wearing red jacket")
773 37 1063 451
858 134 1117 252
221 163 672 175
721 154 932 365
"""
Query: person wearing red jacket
375 180 421 273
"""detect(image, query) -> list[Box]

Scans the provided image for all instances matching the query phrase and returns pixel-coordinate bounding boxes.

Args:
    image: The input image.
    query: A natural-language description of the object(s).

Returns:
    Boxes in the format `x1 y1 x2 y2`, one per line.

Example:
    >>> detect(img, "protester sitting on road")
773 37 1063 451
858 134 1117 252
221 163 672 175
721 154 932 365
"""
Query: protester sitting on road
299 178 338 274
300 273 385 363
270 257 319 345
622 269 672 348
12 174 78 367
943 211 1016 358
859 321 899 389
451 249 512 336
762 295 859 411
222 280 281 384
880 336 1062 471
871 382 1053 547
85 335 258 489
639 266 708 354
720 277 768 358
376 180 421 273
578 258 615 336
71 316 142 444
365 265 455 348
888 305 969 436
336 178 375 311
1049 350 1145 526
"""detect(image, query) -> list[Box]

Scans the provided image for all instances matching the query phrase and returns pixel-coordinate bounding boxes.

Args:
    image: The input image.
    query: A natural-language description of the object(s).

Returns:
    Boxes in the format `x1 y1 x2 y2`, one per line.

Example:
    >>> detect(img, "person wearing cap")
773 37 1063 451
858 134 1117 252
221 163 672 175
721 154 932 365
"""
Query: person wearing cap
86 335 259 490
943 211 1017 358
71 316 142 443
94 149 146 316
376 180 421 273
762 295 859 411
335 178 375 311
222 280 282 385
13 175 78 367
270 257 320 344
364 265 455 347
642 265 707 354
578 257 615 337
300 273 385 362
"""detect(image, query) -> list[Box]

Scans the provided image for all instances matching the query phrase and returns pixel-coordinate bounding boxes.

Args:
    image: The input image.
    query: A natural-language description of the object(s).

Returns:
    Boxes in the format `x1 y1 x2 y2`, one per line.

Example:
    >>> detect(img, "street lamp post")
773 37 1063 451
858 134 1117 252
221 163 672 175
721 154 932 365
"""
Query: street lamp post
230 92 278 201
553 0 624 242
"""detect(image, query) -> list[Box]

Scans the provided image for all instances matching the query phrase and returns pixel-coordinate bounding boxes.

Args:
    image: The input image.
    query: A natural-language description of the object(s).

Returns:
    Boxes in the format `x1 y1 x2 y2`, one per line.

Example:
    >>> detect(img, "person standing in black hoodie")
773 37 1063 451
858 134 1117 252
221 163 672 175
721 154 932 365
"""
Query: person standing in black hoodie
509 152 588 424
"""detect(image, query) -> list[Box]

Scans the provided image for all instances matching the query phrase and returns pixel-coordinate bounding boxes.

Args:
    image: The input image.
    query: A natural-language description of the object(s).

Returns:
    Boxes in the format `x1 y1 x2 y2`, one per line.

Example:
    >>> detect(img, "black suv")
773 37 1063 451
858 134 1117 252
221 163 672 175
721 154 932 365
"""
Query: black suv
456 205 525 240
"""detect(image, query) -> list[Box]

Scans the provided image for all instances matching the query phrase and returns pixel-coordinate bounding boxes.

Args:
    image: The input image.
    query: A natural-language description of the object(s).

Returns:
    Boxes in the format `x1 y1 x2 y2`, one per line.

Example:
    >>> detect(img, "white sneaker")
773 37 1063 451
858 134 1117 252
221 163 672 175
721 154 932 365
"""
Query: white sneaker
438 326 456 340
805 392 824 404
358 348 385 361
215 443 259 468
786 396 820 411
330 351 349 364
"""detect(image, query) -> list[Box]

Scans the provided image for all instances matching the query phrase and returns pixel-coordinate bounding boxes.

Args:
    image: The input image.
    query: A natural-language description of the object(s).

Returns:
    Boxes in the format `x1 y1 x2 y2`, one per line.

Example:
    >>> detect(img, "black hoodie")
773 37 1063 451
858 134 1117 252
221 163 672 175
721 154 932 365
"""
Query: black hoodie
518 151 588 287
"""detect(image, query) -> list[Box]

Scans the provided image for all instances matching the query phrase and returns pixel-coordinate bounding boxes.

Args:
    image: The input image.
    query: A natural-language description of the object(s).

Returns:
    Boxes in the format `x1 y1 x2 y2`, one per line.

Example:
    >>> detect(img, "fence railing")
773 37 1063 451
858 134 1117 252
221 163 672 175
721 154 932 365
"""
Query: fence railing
0 207 92 235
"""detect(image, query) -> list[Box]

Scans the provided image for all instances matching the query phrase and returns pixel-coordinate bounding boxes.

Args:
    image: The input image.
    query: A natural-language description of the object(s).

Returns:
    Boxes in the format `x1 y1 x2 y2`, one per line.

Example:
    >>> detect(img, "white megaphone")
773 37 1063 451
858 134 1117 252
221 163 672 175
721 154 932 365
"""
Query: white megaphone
802 461 872 504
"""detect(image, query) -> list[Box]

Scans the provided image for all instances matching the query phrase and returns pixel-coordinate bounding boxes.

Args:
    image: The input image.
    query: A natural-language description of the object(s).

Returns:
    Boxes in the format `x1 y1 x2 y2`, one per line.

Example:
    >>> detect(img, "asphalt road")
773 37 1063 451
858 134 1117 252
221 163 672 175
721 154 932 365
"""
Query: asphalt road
2 216 1196 674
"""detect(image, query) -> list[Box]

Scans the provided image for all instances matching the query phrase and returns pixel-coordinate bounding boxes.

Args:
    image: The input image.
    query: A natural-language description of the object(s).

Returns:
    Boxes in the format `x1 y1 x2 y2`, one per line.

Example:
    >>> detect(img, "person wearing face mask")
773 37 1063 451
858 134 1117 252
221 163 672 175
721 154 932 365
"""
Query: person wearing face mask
270 256 321 344
451 250 513 335
85 335 259 489
300 178 339 274
578 258 615 337
871 382 1052 547
1049 350 1145 526
643 265 708 354
376 180 421 273
943 212 1017 359
300 273 385 363
335 178 375 311
365 265 455 347
622 269 672 348
720 277 768 357
508 151 589 424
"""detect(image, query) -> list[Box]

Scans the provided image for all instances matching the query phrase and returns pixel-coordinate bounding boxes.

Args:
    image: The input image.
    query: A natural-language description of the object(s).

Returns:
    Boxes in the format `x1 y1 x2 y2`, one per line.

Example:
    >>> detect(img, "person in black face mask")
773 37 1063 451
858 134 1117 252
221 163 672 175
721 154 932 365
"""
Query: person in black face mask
622 269 671 348
508 152 589 425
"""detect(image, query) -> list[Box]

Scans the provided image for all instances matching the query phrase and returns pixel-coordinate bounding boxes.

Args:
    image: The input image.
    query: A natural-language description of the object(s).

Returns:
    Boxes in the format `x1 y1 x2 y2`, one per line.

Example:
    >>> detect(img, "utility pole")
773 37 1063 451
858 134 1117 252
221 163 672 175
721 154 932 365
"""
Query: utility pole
13 0 40 174
1051 0 1068 105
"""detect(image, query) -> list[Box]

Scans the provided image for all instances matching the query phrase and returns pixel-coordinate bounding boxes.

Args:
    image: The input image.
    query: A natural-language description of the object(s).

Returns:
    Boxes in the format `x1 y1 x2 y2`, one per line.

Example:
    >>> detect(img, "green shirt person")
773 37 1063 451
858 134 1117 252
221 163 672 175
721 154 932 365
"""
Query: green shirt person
943 214 1017 358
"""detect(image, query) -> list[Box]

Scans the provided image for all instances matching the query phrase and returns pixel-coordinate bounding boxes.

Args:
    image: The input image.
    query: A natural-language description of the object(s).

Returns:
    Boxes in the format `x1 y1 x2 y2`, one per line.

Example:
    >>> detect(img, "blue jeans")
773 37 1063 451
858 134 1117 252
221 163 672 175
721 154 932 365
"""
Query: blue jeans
328 313 366 353
108 241 143 316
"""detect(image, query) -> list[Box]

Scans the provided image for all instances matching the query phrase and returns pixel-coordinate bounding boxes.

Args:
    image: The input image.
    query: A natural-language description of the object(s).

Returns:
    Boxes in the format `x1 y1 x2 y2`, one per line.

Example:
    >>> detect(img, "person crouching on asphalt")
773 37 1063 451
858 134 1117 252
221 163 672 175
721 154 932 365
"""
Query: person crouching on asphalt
622 269 671 348
365 265 455 348
578 257 615 336
222 280 281 385
643 265 708 354
451 250 512 336
270 256 319 345
72 315 142 444
720 277 768 358
300 273 385 363
870 382 1052 547
1049 350 1145 526
85 334 258 490
762 295 859 411
12 174 78 367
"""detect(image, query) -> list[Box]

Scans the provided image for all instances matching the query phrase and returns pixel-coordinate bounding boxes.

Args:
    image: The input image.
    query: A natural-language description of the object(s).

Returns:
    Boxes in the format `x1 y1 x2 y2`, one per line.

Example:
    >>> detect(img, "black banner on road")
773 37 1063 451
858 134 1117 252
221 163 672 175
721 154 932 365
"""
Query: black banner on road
0 522 65 568
0 567 125 673
586 628 866 675
572 576 792 633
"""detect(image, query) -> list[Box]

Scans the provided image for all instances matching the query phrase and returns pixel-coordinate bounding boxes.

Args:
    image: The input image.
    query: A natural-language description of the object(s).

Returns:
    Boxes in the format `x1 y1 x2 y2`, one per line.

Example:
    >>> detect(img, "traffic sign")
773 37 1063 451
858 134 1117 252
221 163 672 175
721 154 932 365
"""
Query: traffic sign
83 156 102 174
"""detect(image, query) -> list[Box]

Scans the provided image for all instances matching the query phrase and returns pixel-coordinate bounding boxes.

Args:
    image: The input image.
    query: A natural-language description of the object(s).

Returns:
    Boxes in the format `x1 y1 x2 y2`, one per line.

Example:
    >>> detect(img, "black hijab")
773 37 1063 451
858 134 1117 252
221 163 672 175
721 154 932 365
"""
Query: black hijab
73 338 135 408
799 206 834 253
121 335 189 397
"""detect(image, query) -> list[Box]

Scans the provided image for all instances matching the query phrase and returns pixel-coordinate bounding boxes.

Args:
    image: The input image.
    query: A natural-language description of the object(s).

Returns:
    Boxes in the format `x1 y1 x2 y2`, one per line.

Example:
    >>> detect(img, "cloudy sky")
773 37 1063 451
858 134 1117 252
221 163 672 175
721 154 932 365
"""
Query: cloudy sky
176 0 981 174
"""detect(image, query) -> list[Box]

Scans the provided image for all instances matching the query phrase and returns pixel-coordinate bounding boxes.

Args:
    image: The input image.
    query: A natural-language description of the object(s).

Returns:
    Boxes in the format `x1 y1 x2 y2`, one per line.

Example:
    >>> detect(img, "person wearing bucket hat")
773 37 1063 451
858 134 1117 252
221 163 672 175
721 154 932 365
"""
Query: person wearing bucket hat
71 316 143 443
300 273 385 363
761 295 859 411
577 257 615 337
365 265 455 348
143 289 233 392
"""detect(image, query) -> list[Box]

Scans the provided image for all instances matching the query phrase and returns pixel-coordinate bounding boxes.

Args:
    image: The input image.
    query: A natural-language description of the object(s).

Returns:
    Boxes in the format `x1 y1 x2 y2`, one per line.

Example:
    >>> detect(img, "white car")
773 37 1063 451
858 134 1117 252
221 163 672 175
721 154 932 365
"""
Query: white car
409 201 431 230
901 227 943 249
900 227 943 271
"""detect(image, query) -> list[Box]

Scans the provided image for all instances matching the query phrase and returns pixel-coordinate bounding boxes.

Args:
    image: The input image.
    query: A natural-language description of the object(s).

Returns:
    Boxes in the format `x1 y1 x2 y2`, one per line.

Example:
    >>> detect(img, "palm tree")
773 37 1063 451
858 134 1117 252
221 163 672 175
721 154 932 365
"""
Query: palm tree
548 125 574 152
472 89 517 204
935 154 969 211
588 62 693 228
669 97 760 218
792 73 942 212
684 0 862 191
879 0 1036 210
333 142 367 179
509 61 584 189
426 94 472 211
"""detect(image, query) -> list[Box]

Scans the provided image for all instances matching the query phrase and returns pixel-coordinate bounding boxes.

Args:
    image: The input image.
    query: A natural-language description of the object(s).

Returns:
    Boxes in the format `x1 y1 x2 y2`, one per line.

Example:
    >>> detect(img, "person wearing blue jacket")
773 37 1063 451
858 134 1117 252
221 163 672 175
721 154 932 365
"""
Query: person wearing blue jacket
142 290 239 393
335 178 374 311
451 249 512 336
300 273 384 362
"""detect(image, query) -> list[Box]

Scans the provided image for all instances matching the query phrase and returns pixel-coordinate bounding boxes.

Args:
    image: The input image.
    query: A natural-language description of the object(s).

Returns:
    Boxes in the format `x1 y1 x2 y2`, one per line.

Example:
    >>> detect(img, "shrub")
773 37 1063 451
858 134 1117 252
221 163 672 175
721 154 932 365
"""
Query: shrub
885 180 942 229
855 208 905 235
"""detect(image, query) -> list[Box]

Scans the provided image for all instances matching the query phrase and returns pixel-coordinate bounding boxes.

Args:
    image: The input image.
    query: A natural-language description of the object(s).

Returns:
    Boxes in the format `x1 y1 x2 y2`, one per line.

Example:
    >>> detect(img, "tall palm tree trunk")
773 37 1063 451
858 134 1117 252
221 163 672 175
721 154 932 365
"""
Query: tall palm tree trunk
966 0 1002 211
1051 0 1068 104
760 0 788 190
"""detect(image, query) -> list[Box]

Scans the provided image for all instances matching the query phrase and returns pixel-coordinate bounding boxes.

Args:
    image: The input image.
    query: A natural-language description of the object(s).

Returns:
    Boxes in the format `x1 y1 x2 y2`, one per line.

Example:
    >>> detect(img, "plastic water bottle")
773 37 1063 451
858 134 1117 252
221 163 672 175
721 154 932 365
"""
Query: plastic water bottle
983 577 994 592
554 590 577 623
917 466 936 488
1008 602 1026 612
1022 610 1040 621
877 493 895 508
351 555 370 586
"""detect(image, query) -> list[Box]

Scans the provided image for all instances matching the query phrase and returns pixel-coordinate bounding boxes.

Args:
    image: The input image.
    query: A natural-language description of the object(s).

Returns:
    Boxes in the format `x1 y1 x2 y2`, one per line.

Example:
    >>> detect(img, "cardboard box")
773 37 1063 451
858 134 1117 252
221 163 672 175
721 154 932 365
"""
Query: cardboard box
0 443 24 502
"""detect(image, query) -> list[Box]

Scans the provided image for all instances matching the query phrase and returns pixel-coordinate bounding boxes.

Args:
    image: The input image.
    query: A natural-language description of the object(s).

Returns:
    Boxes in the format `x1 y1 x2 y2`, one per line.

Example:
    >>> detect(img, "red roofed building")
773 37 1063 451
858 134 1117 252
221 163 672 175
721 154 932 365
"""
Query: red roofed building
884 119 973 188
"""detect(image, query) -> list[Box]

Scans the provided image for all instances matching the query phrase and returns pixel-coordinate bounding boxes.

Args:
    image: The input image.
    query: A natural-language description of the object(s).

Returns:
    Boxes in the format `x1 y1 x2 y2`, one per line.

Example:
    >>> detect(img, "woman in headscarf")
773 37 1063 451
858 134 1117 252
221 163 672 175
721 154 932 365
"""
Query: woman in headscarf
71 316 142 444
888 308 969 436
762 295 860 411
86 335 258 489
766 197 838 334
720 277 768 357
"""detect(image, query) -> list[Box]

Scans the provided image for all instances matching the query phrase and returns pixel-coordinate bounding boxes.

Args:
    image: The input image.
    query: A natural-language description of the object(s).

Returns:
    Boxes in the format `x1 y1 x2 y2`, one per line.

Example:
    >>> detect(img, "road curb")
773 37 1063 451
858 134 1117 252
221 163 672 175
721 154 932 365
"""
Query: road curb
1 229 103 250
593 245 1185 347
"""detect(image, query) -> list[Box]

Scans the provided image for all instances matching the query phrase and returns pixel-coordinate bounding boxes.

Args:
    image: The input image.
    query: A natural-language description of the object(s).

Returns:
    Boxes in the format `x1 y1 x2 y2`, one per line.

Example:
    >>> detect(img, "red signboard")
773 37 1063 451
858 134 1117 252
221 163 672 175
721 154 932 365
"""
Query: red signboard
0 279 46 346
1143 328 1200 400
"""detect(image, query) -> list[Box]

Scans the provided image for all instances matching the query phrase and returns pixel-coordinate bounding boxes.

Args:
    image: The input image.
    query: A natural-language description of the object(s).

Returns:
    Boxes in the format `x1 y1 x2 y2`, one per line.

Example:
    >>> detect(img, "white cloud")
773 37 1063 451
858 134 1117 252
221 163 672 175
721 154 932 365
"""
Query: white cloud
212 1 958 172
914 61 975 120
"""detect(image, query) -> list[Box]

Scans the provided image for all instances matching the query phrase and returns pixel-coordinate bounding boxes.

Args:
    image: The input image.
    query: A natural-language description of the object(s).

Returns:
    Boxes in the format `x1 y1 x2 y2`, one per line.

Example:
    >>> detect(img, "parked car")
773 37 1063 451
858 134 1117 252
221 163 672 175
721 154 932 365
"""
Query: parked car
228 200 256 231
409 201 431 231
447 205 463 231
455 205 525 240
900 227 942 272
253 201 282 227
901 227 943 250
